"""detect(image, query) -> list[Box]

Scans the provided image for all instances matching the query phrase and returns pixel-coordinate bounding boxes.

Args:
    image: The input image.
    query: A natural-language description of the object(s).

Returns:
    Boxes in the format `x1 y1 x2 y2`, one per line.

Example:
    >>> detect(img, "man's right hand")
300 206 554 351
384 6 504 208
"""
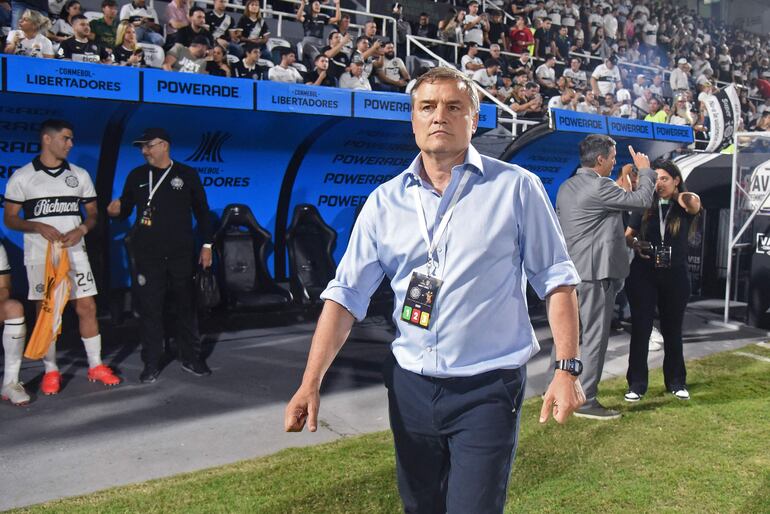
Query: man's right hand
107 199 121 217
34 223 63 242
284 384 320 432
628 145 651 170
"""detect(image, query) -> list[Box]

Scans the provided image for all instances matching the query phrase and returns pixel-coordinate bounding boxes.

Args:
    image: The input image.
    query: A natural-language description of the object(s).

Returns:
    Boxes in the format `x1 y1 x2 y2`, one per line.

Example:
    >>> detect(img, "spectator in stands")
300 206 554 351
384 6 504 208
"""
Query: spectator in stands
587 4 602 39
508 16 533 55
374 41 409 92
391 3 411 57
119 0 163 46
9 0 46 30
339 56 371 90
633 87 652 117
576 90 599 114
47 0 78 43
554 24 571 61
363 20 378 43
616 89 634 118
206 0 240 57
437 9 459 62
669 58 690 94
320 30 350 81
591 54 622 98
603 6 618 46
535 54 558 98
534 16 556 58
205 44 230 77
496 73 514 103
113 20 144 66
590 26 612 60
164 0 188 38
306 54 335 86
716 45 733 83
644 97 668 123
462 0 486 46
234 0 270 54
296 0 340 48
0 1 11 30
641 15 658 54
331 13 352 43
4 9 53 57
268 47 303 83
174 7 212 49
233 42 267 80
548 87 577 111
472 58 499 98
410 11 437 58
755 111 770 132
510 81 544 120
487 44 510 75
58 14 108 62
561 0 578 36
668 95 696 127
511 51 533 78
632 73 646 97
531 0 546 23
485 9 507 49
600 92 621 117
351 35 379 81
460 41 483 77
648 73 663 97
88 0 118 49
563 57 587 91
163 35 208 73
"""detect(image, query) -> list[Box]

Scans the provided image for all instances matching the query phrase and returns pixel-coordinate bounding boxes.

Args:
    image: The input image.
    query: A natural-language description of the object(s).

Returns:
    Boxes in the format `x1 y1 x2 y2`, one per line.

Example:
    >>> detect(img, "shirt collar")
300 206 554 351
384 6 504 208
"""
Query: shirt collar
576 167 602 177
403 144 484 188
32 156 70 172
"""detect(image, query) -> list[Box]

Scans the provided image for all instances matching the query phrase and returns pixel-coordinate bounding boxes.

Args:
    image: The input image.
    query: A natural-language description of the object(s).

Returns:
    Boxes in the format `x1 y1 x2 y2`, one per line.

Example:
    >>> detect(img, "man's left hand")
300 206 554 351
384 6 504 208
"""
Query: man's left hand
60 227 85 248
199 246 213 269
539 371 585 424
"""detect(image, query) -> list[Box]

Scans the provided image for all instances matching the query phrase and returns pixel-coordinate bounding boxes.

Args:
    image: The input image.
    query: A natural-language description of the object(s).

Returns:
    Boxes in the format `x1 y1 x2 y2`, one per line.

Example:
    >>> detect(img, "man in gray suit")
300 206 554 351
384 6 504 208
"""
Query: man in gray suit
556 135 654 419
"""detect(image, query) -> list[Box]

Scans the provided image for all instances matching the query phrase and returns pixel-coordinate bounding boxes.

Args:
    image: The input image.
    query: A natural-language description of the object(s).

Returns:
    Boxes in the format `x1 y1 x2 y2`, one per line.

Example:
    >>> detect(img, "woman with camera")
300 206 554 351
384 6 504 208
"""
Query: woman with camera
624 160 701 402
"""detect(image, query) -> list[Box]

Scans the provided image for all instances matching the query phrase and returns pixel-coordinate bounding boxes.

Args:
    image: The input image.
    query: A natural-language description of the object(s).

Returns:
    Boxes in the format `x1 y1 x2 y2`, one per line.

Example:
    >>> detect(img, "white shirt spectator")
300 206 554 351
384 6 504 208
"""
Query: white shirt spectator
48 0 67 17
642 21 657 46
548 95 573 110
631 4 650 18
5 30 54 57
546 1 562 25
472 68 498 89
633 96 650 116
119 2 159 23
380 56 408 83
50 18 75 38
577 100 599 114
536 63 556 83
563 68 587 90
670 67 689 91
463 14 484 45
603 13 618 39
648 83 663 97
561 4 579 27
633 82 646 98
588 13 603 37
339 72 372 90
268 64 303 83
461 54 483 77
532 7 548 22
591 63 621 95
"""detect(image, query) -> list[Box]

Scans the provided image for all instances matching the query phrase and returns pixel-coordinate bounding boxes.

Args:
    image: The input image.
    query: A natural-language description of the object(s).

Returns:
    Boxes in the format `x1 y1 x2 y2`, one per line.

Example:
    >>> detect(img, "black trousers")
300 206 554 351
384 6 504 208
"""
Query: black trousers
133 253 200 368
383 353 525 514
625 262 690 394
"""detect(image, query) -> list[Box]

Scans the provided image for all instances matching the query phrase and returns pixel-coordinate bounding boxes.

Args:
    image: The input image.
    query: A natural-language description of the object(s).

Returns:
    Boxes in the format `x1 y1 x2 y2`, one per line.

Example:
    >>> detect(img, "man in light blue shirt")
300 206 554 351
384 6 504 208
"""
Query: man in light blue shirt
285 66 585 513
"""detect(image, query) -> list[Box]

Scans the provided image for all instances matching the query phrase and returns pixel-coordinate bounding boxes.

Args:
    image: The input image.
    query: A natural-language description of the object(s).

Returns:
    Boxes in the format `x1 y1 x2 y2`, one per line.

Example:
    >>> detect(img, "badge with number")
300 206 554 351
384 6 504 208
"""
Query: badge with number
400 272 442 330
139 205 154 227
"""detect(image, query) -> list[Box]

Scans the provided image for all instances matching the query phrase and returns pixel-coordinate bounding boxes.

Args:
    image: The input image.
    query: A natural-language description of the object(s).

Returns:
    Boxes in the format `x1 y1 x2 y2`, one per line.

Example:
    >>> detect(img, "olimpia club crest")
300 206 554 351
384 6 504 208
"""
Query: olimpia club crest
65 175 79 188
171 176 184 190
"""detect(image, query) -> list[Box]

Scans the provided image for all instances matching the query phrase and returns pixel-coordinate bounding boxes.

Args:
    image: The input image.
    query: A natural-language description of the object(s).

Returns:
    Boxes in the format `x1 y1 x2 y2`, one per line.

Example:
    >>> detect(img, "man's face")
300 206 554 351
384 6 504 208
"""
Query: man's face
490 46 500 58
246 48 260 62
140 138 168 167
285 52 296 65
365 22 376 37
339 17 349 30
357 38 369 52
351 62 363 76
488 64 499 75
543 20 552 29
605 60 615 70
190 10 205 28
419 15 428 26
604 94 614 105
643 89 652 100
560 26 568 37
586 91 594 102
44 129 74 161
190 43 207 58
571 59 580 71
547 58 555 68
73 18 90 38
412 79 478 159
468 45 477 56
330 32 341 46
316 56 329 71
649 99 660 112
596 146 616 177
384 44 395 59
214 0 226 10
653 75 662 85
468 3 478 14
102 4 117 17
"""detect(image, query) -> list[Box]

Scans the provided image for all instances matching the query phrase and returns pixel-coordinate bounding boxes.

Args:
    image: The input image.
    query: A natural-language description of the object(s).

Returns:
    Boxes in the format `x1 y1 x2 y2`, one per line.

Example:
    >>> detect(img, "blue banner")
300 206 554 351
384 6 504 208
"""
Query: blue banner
607 117 653 139
353 90 411 122
0 58 3 92
143 68 253 110
5 55 139 101
478 103 496 129
257 81 352 117
551 108 607 134
653 123 693 143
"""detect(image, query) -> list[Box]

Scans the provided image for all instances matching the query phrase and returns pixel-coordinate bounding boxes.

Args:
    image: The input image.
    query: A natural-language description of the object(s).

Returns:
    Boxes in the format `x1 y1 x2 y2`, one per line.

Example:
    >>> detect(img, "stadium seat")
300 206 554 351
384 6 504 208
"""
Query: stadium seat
137 43 165 68
215 204 293 311
285 204 337 304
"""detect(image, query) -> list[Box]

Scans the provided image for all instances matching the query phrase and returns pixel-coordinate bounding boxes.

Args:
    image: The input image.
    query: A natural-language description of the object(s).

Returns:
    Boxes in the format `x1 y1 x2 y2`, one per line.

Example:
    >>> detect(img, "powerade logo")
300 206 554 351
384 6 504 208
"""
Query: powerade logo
558 115 603 129
552 109 607 134
185 131 231 163
654 124 692 142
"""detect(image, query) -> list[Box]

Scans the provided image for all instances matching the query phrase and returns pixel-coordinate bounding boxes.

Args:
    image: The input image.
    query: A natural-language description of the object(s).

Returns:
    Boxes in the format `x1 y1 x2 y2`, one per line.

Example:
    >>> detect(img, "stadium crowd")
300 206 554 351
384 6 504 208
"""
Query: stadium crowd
1 0 769 129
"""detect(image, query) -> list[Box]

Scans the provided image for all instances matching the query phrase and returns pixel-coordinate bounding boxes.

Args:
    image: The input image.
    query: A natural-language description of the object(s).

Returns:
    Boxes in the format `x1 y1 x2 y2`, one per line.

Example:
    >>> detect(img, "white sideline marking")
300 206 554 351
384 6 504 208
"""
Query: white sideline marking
756 342 770 350
734 352 770 363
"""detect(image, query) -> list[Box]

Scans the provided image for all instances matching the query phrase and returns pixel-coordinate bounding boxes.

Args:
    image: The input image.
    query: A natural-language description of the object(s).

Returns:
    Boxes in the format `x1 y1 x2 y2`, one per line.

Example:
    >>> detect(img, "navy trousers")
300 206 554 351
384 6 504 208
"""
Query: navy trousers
383 353 526 514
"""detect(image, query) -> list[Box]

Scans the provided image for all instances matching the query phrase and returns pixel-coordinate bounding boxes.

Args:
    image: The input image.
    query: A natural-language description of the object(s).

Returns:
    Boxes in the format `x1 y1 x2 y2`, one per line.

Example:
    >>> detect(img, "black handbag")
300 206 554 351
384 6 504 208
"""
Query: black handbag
196 266 221 310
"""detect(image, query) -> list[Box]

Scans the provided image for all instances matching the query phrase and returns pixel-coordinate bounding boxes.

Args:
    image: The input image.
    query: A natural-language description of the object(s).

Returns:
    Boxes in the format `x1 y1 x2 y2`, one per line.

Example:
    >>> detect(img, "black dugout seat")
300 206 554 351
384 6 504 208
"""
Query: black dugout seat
285 204 337 304
215 204 292 310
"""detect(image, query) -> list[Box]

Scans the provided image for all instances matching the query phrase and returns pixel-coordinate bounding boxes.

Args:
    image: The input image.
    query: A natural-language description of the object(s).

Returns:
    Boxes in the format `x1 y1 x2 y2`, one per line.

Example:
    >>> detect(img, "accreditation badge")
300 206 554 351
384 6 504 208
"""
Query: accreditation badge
139 205 155 227
401 271 442 330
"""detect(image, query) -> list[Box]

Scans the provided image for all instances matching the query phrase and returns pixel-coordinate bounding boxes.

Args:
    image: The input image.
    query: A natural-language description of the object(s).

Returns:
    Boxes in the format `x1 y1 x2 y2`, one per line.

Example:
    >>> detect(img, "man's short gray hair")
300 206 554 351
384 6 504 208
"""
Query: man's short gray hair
579 134 616 168
410 66 480 114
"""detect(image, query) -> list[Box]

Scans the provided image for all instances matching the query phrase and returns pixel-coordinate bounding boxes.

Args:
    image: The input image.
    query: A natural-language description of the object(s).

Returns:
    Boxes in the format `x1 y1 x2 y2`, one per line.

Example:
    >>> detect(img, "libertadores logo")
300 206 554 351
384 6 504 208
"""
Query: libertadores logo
185 131 231 163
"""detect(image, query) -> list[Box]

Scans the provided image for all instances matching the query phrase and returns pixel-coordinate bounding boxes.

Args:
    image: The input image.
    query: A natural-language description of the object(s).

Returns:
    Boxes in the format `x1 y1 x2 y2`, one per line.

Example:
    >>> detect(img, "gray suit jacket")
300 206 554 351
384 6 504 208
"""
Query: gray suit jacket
556 166 655 281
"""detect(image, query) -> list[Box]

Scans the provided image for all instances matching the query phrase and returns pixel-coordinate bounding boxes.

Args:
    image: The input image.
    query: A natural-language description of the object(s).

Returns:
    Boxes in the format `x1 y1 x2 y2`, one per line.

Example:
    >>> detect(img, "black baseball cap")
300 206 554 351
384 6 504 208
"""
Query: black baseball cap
133 128 171 146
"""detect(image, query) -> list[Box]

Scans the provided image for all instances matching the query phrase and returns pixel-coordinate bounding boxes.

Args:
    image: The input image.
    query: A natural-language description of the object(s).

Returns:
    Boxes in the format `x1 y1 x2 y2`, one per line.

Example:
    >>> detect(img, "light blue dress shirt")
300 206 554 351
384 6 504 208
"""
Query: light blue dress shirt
321 144 580 377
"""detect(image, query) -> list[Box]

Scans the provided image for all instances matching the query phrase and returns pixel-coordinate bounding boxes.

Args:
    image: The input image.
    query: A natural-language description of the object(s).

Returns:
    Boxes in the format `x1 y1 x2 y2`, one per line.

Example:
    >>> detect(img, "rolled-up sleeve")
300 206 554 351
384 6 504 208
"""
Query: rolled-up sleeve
516 171 581 299
320 194 386 321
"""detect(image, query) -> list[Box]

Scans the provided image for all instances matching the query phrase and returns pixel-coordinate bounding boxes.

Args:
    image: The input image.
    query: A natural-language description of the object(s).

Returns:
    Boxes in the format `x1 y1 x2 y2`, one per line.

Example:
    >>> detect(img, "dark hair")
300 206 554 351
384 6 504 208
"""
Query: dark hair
641 159 697 239
62 0 80 19
579 134 616 168
101 0 117 7
327 30 339 41
244 42 260 54
419 12 429 17
189 6 205 16
41 119 74 138
71 13 87 23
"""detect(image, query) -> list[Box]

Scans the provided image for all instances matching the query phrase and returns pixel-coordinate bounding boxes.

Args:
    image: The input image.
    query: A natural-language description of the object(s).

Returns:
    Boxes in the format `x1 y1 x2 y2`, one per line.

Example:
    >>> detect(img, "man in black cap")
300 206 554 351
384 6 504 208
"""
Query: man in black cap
107 128 213 383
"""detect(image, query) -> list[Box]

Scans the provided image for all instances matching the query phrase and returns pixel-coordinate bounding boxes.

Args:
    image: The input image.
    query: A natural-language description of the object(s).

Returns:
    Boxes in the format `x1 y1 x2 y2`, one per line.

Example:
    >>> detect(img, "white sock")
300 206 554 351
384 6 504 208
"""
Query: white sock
2 317 26 386
82 334 102 368
43 341 58 373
